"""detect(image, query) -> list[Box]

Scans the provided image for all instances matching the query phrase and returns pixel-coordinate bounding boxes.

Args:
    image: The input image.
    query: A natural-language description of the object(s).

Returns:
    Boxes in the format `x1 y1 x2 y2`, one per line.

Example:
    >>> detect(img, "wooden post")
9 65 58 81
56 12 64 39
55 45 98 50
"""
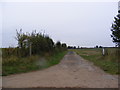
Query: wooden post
102 47 105 56
30 43 32 56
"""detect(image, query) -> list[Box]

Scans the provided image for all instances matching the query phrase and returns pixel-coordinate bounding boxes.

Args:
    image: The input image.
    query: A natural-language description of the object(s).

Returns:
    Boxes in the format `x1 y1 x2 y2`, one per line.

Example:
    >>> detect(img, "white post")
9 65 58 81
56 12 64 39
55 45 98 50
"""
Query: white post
102 48 105 56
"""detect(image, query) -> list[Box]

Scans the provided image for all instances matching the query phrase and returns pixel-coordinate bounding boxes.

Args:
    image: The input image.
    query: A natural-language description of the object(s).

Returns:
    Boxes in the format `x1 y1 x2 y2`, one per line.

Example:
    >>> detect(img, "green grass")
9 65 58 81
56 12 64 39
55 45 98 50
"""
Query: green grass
2 55 40 76
34 51 67 69
47 51 67 66
70 48 119 75
2 51 67 76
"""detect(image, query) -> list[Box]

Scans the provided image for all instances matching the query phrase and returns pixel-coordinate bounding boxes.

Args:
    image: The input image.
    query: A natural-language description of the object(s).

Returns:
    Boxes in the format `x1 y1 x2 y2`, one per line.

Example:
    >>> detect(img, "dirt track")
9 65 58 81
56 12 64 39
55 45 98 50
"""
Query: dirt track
2 51 118 88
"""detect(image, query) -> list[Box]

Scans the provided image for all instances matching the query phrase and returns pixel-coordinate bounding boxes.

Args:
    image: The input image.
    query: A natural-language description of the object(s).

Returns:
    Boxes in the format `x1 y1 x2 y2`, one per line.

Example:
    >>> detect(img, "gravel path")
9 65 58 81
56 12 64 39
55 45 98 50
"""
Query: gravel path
2 51 118 88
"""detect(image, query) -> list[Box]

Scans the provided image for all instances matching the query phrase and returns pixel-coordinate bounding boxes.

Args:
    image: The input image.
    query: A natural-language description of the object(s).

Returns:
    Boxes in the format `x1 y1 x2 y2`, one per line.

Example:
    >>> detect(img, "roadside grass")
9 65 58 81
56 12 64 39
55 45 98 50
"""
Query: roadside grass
70 48 119 75
2 51 67 76
35 51 67 69
46 51 67 67
2 55 40 76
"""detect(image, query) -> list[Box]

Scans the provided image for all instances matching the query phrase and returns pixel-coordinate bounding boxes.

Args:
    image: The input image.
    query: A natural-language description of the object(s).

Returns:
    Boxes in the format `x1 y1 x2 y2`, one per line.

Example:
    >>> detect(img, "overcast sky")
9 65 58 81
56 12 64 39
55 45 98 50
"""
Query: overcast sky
1 1 119 48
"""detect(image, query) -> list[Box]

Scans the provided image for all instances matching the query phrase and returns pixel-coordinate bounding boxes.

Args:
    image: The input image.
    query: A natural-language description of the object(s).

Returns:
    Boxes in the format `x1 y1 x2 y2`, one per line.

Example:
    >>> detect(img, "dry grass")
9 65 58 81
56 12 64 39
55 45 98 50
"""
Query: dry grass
70 48 119 74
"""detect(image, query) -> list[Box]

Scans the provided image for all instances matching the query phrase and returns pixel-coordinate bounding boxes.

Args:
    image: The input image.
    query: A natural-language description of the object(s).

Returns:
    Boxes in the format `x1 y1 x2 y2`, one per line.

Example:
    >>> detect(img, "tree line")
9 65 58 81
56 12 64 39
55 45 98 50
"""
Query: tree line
3 29 67 58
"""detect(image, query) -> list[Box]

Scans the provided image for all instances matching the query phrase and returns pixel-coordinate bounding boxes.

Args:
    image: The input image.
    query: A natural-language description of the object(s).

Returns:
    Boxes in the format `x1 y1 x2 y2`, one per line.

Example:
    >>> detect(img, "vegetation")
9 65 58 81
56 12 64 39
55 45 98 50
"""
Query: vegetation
2 51 67 76
2 29 67 76
2 55 40 76
71 48 120 74
111 13 120 47
15 29 55 57
45 51 67 67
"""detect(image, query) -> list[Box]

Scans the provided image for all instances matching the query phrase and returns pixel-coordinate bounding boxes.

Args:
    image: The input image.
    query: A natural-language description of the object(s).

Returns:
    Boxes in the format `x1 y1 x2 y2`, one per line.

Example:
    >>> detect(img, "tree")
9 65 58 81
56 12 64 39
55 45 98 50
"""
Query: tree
95 45 98 48
61 43 67 50
15 29 29 48
15 29 67 57
15 29 29 57
56 41 61 48
15 29 56 56
111 13 120 47
99 46 103 48
73 46 76 49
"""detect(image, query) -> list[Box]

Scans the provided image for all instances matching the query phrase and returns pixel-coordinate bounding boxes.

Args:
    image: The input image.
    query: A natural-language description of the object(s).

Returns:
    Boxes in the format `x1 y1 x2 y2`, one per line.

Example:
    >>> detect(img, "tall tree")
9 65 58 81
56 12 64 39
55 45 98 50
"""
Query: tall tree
56 41 61 48
111 13 120 47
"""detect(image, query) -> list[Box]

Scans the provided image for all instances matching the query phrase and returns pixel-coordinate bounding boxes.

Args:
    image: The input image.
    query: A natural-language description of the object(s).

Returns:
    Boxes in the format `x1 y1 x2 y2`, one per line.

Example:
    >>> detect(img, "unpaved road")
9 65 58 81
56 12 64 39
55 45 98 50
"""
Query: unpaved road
3 51 118 88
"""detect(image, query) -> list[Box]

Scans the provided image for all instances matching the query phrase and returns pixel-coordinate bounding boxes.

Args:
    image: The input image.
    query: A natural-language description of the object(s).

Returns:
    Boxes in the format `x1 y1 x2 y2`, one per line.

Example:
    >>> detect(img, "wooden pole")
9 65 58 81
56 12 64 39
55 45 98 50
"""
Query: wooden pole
30 43 32 56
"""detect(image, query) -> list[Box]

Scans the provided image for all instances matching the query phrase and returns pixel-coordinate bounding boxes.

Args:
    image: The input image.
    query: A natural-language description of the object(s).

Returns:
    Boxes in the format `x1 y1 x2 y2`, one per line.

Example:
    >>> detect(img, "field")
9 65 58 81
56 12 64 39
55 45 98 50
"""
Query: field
2 48 67 76
70 48 120 75
2 47 120 76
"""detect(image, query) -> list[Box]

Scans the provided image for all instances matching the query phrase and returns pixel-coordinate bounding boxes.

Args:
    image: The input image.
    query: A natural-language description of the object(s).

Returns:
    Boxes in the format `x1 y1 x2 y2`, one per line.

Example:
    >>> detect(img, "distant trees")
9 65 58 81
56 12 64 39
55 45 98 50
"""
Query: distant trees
61 43 67 51
94 45 103 48
95 45 98 48
67 46 76 49
15 29 67 57
55 41 67 52
111 13 120 47
56 41 61 48
99 46 103 48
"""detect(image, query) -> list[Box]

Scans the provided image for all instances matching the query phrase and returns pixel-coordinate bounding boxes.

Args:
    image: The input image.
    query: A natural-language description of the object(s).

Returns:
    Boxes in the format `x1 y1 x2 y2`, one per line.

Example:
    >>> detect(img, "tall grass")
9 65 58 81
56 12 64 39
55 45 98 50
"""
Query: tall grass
2 55 40 76
2 51 67 76
71 48 119 75
104 48 120 62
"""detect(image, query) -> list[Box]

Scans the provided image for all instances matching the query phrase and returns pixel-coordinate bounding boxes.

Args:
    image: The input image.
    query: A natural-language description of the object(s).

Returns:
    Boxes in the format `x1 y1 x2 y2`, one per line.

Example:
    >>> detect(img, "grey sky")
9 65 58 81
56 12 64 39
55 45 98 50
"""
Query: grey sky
1 2 118 47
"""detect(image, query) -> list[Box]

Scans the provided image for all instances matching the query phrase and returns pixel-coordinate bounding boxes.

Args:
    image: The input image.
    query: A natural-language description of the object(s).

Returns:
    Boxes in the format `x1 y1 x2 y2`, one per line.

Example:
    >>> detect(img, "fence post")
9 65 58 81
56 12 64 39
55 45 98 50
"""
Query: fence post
30 43 32 56
102 47 105 56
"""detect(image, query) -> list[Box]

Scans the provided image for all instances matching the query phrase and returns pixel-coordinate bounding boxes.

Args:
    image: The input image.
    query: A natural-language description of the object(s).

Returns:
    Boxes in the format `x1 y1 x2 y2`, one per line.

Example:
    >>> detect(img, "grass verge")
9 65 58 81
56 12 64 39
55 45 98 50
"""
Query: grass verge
2 51 67 76
70 48 119 75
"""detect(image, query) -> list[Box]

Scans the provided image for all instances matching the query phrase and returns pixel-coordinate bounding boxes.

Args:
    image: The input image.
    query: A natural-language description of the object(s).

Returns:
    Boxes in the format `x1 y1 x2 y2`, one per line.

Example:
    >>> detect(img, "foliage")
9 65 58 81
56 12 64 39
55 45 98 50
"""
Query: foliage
61 43 67 51
111 13 120 47
56 41 61 48
15 29 56 56
2 55 40 76
2 29 67 76
2 29 67 58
